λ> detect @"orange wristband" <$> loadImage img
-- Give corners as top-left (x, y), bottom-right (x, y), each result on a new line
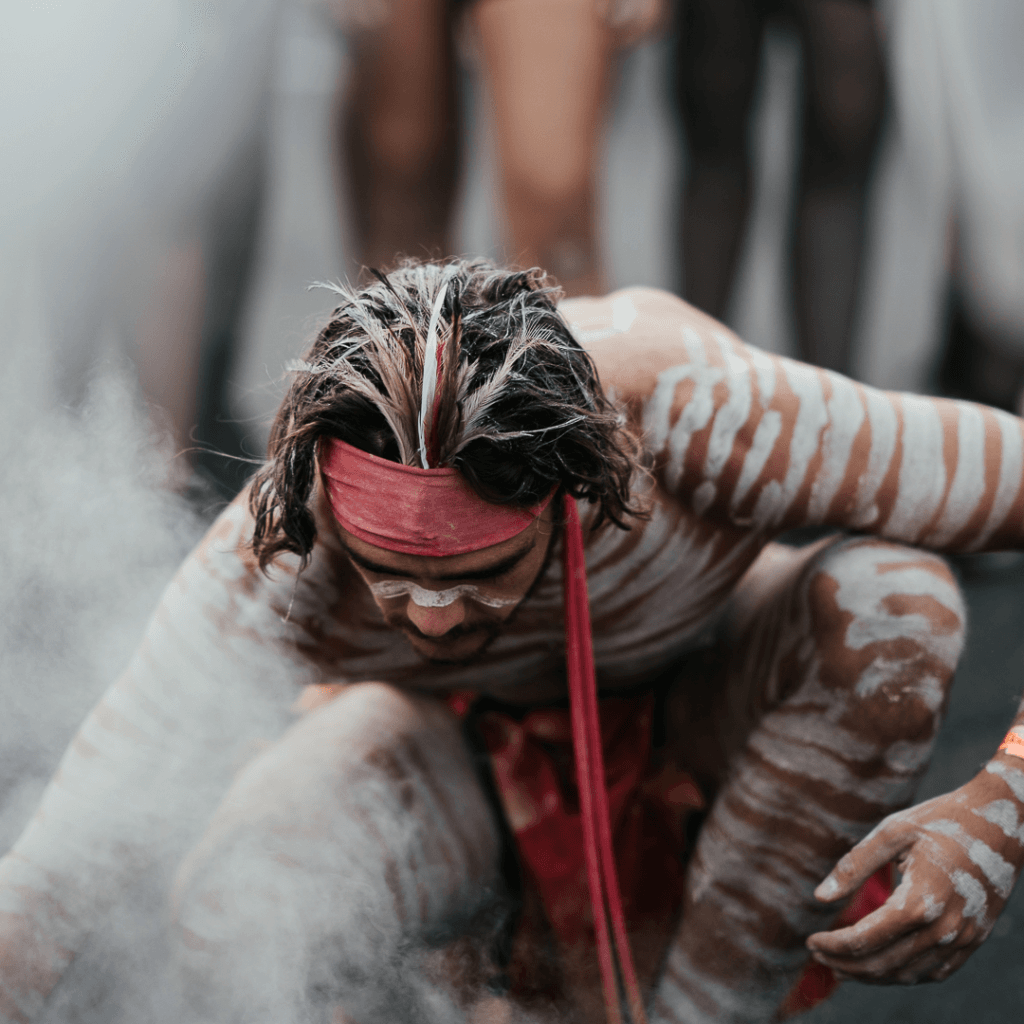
top-left (998, 730), bottom-right (1024, 761)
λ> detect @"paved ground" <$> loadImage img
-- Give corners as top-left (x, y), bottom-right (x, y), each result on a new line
top-left (232, 6), bottom-right (1024, 1020)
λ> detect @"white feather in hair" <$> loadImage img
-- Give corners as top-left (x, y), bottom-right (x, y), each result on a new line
top-left (418, 282), bottom-right (449, 468)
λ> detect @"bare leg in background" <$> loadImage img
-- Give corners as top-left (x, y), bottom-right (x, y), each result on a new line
top-left (473, 0), bottom-right (616, 297)
top-left (674, 0), bottom-right (765, 319)
top-left (336, 0), bottom-right (462, 272)
top-left (674, 0), bottom-right (886, 373)
top-left (791, 0), bottom-right (886, 372)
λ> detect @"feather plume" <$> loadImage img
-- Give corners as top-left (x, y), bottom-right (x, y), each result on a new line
top-left (418, 282), bottom-right (449, 467)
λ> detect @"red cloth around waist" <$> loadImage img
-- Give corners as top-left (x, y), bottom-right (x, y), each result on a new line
top-left (447, 689), bottom-right (893, 1016)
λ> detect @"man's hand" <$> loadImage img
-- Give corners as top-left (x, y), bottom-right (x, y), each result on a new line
top-left (806, 757), bottom-right (1024, 984)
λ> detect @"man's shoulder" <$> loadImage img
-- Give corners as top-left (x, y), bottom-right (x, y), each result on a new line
top-left (558, 285), bottom-right (688, 341)
top-left (557, 286), bottom-right (744, 408)
top-left (172, 490), bottom-right (298, 637)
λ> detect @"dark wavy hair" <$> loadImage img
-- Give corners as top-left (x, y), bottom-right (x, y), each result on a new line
top-left (249, 258), bottom-right (645, 571)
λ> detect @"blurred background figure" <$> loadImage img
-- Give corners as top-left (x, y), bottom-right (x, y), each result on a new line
top-left (852, 0), bottom-right (1024, 408)
top-left (0, 0), bottom-right (281, 499)
top-left (671, 0), bottom-right (887, 373)
top-left (931, 0), bottom-right (1024, 412)
top-left (329, 0), bottom-right (665, 297)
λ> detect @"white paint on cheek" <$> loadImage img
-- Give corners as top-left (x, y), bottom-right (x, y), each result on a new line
top-left (951, 869), bottom-right (988, 922)
top-left (938, 928), bottom-right (958, 945)
top-left (367, 581), bottom-right (518, 610)
top-left (986, 761), bottom-right (1024, 803)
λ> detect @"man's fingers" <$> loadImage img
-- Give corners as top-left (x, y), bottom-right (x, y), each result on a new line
top-left (806, 892), bottom-right (920, 958)
top-left (814, 822), bottom-right (912, 903)
top-left (809, 919), bottom-right (950, 980)
top-left (888, 943), bottom-right (972, 985)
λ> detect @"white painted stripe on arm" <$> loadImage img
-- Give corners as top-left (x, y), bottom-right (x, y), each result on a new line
top-left (972, 800), bottom-right (1024, 843)
top-left (751, 363), bottom-right (828, 528)
top-left (986, 761), bottom-right (1024, 802)
top-left (746, 345), bottom-right (777, 407)
top-left (970, 409), bottom-right (1024, 551)
top-left (851, 389), bottom-right (899, 529)
top-left (731, 412), bottom-right (783, 516)
top-left (927, 403), bottom-right (986, 547)
top-left (665, 367), bottom-right (724, 494)
top-left (682, 325), bottom-right (708, 364)
top-left (884, 397), bottom-right (946, 543)
top-left (808, 374), bottom-right (865, 522)
top-left (704, 349), bottom-right (752, 481)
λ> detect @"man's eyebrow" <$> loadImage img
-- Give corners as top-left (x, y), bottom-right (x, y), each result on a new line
top-left (342, 542), bottom-right (535, 582)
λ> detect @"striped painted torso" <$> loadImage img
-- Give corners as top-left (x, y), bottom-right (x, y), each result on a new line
top-left (191, 284), bottom-right (1024, 704)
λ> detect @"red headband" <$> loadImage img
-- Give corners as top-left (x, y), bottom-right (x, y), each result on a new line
top-left (319, 437), bottom-right (552, 556)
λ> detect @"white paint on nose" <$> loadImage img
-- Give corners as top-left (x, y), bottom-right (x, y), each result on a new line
top-left (367, 580), bottom-right (518, 609)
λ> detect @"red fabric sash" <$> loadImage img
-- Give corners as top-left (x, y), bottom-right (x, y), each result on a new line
top-left (451, 690), bottom-right (894, 1020)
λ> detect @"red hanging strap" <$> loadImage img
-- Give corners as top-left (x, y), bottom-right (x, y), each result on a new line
top-left (562, 495), bottom-right (649, 1024)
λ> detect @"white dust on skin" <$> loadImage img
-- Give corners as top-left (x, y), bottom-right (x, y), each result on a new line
top-left (368, 580), bottom-right (520, 609)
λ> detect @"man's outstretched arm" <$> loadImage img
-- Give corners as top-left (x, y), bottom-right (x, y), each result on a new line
top-left (594, 289), bottom-right (1024, 552)
top-left (0, 501), bottom-right (301, 1022)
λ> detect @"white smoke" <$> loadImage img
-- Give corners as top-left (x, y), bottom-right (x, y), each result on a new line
top-left (0, 282), bottom-right (203, 1022)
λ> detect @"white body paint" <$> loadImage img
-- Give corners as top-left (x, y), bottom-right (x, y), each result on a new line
top-left (367, 580), bottom-right (519, 609)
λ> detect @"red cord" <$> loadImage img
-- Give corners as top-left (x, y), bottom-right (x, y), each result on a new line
top-left (562, 495), bottom-right (649, 1024)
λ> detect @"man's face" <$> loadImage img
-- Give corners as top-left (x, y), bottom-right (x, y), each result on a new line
top-left (337, 503), bottom-right (555, 664)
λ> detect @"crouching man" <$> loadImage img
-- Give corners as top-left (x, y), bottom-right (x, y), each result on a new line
top-left (2, 259), bottom-right (1023, 1024)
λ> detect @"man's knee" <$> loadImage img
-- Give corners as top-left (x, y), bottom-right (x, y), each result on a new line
top-left (802, 538), bottom-right (966, 745)
top-left (170, 683), bottom-right (501, 985)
